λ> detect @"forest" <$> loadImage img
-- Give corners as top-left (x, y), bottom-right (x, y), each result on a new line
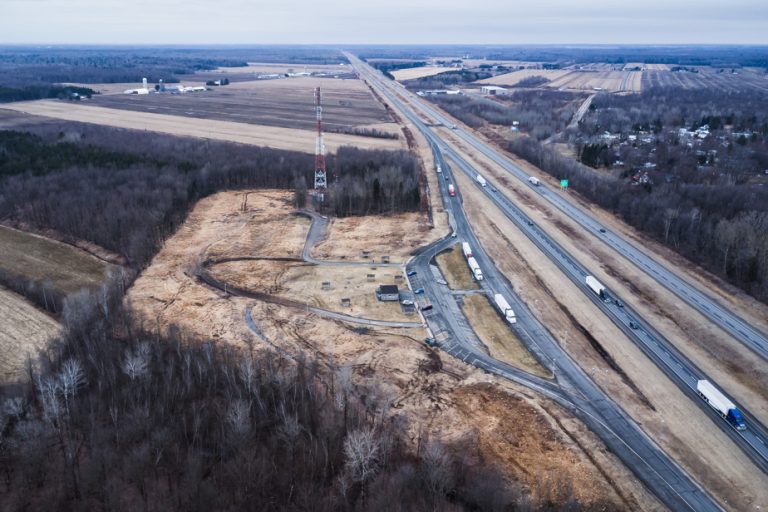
top-left (0, 125), bottom-right (421, 311)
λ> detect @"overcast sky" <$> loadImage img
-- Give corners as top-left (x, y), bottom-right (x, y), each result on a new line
top-left (2, 0), bottom-right (767, 45)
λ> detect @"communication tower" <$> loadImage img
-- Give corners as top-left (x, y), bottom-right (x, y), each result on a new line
top-left (314, 87), bottom-right (327, 190)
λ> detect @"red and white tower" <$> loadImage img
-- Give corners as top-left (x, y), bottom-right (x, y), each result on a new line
top-left (313, 87), bottom-right (327, 190)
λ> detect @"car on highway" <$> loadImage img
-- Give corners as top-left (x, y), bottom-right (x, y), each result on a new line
top-left (414, 288), bottom-right (425, 294)
top-left (629, 320), bottom-right (639, 329)
top-left (407, 270), bottom-right (418, 276)
top-left (615, 299), bottom-right (624, 307)
top-left (527, 220), bottom-right (534, 226)
top-left (599, 228), bottom-right (606, 233)
top-left (420, 303), bottom-right (434, 311)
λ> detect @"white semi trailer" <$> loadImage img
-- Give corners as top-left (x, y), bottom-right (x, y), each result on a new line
top-left (493, 293), bottom-right (517, 324)
top-left (476, 174), bottom-right (487, 187)
top-left (696, 380), bottom-right (746, 430)
top-left (461, 242), bottom-right (473, 259)
top-left (467, 257), bottom-right (483, 281)
top-left (585, 275), bottom-right (607, 300)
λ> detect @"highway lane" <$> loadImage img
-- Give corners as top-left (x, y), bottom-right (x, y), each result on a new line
top-left (348, 52), bottom-right (768, 468)
top-left (362, 58), bottom-right (768, 363)
top-left (405, 135), bottom-right (722, 512)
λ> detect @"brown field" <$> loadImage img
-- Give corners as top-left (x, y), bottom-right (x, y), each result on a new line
top-left (461, 59), bottom-right (538, 68)
top-left (461, 294), bottom-right (551, 378)
top-left (212, 62), bottom-right (348, 74)
top-left (0, 286), bottom-right (60, 383)
top-left (0, 225), bottom-right (112, 297)
top-left (82, 75), bottom-right (396, 133)
top-left (390, 66), bottom-right (456, 81)
top-left (475, 69), bottom-right (571, 86)
top-left (0, 100), bottom-right (404, 154)
top-left (548, 71), bottom-right (638, 92)
top-left (643, 69), bottom-right (768, 92)
top-left (126, 189), bottom-right (660, 510)
top-left (435, 244), bottom-right (479, 290)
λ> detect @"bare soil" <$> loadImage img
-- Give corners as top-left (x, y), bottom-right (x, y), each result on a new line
top-left (390, 66), bottom-right (455, 81)
top-left (0, 286), bottom-right (60, 383)
top-left (475, 69), bottom-right (571, 86)
top-left (0, 101), bottom-right (404, 154)
top-left (126, 189), bottom-right (660, 510)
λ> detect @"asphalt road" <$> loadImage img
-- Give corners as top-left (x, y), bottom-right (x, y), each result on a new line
top-left (344, 54), bottom-right (725, 511)
top-left (391, 76), bottom-right (768, 364)
top-left (348, 52), bottom-right (768, 467)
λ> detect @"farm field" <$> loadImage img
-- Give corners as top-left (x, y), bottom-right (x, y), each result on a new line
top-left (390, 66), bottom-right (455, 81)
top-left (84, 76), bottom-right (395, 133)
top-left (0, 100), bottom-right (404, 153)
top-left (642, 69), bottom-right (768, 92)
top-left (212, 62), bottom-right (348, 74)
top-left (475, 69), bottom-right (571, 86)
top-left (548, 71), bottom-right (639, 92)
top-left (0, 225), bottom-right (113, 297)
top-left (0, 286), bottom-right (60, 382)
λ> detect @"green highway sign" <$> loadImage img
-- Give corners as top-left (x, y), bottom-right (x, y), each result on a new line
top-left (560, 179), bottom-right (569, 188)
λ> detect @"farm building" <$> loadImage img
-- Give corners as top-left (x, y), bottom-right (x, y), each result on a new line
top-left (481, 85), bottom-right (509, 95)
top-left (376, 284), bottom-right (400, 302)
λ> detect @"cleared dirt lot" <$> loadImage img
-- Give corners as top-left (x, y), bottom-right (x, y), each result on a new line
top-left (0, 286), bottom-right (60, 383)
top-left (0, 225), bottom-right (113, 297)
top-left (0, 101), bottom-right (404, 154)
top-left (475, 69), bottom-right (571, 86)
top-left (86, 76), bottom-right (396, 133)
top-left (391, 66), bottom-right (456, 81)
top-left (126, 189), bottom-right (660, 510)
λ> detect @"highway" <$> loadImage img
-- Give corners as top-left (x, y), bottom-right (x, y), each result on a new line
top-left (344, 53), bottom-right (725, 511)
top-left (347, 52), bottom-right (768, 469)
top-left (366, 59), bottom-right (768, 364)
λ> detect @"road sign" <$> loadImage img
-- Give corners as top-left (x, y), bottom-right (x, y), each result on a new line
top-left (560, 179), bottom-right (569, 189)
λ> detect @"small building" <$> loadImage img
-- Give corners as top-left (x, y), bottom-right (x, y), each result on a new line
top-left (321, 281), bottom-right (331, 290)
top-left (481, 85), bottom-right (509, 96)
top-left (366, 274), bottom-right (376, 282)
top-left (341, 298), bottom-right (351, 308)
top-left (376, 285), bottom-right (399, 302)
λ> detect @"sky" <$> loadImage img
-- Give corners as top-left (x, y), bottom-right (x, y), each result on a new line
top-left (2, 0), bottom-right (767, 45)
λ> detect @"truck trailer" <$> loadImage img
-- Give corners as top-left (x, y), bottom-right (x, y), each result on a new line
top-left (585, 275), bottom-right (607, 300)
top-left (493, 293), bottom-right (517, 324)
top-left (528, 176), bottom-right (540, 186)
top-left (461, 242), bottom-right (473, 259)
top-left (448, 184), bottom-right (456, 196)
top-left (476, 174), bottom-right (487, 187)
top-left (467, 257), bottom-right (483, 281)
top-left (696, 380), bottom-right (746, 430)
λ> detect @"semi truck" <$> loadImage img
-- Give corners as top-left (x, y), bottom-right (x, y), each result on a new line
top-left (467, 257), bottom-right (483, 281)
top-left (493, 293), bottom-right (517, 324)
top-left (696, 380), bottom-right (747, 430)
top-left (585, 275), bottom-right (607, 301)
top-left (461, 242), bottom-right (473, 259)
top-left (476, 174), bottom-right (487, 187)
top-left (448, 184), bottom-right (456, 196)
top-left (528, 176), bottom-right (540, 186)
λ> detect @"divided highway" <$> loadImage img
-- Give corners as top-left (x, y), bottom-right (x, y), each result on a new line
top-left (345, 53), bottom-right (724, 512)
top-left (378, 61), bottom-right (768, 363)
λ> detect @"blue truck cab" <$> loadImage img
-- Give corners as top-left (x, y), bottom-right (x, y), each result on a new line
top-left (728, 408), bottom-right (747, 431)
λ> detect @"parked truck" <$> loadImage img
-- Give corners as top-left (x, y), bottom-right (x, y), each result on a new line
top-left (461, 242), bottom-right (473, 259)
top-left (585, 275), bottom-right (607, 301)
top-left (697, 380), bottom-right (747, 430)
top-left (493, 293), bottom-right (517, 324)
top-left (528, 176), bottom-right (540, 186)
top-left (467, 257), bottom-right (483, 281)
top-left (476, 174), bottom-right (487, 187)
top-left (448, 184), bottom-right (456, 196)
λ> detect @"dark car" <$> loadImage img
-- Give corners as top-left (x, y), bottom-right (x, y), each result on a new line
top-left (414, 287), bottom-right (425, 294)
top-left (420, 303), bottom-right (434, 311)
top-left (615, 299), bottom-right (624, 308)
top-left (407, 270), bottom-right (418, 276)
top-left (629, 321), bottom-right (639, 330)
top-left (599, 228), bottom-right (606, 233)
